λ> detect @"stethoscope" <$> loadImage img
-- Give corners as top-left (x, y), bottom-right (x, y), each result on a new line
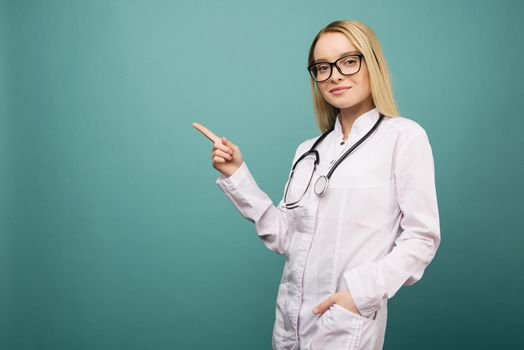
top-left (282, 113), bottom-right (384, 209)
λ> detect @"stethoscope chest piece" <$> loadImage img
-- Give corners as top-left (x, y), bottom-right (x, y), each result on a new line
top-left (282, 114), bottom-right (384, 207)
top-left (314, 175), bottom-right (328, 196)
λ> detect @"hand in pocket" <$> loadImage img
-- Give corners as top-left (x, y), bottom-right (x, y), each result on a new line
top-left (312, 288), bottom-right (362, 316)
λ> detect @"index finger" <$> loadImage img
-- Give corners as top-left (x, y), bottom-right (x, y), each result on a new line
top-left (192, 122), bottom-right (220, 143)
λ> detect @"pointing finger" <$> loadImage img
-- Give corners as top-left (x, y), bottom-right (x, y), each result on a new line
top-left (192, 122), bottom-right (220, 143)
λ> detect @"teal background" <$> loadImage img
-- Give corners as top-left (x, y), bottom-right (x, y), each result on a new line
top-left (1, 0), bottom-right (523, 349)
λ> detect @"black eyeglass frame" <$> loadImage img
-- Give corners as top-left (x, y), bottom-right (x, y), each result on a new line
top-left (307, 54), bottom-right (364, 82)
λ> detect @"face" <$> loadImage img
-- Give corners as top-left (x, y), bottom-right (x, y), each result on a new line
top-left (312, 32), bottom-right (373, 111)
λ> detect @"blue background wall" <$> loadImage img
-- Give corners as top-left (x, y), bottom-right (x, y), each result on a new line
top-left (1, 0), bottom-right (11, 345)
top-left (1, 0), bottom-right (523, 349)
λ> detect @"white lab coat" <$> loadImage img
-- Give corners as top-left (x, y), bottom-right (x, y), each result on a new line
top-left (215, 108), bottom-right (441, 350)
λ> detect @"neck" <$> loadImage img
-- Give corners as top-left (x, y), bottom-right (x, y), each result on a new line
top-left (339, 95), bottom-right (375, 140)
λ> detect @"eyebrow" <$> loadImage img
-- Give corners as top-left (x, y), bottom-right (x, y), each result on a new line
top-left (314, 51), bottom-right (361, 63)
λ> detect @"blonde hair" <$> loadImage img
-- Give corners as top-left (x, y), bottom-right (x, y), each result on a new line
top-left (307, 20), bottom-right (400, 133)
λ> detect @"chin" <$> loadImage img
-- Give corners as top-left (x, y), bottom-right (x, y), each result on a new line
top-left (329, 100), bottom-right (360, 109)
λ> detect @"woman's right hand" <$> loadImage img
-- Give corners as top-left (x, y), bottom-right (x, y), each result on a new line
top-left (211, 137), bottom-right (244, 177)
top-left (192, 122), bottom-right (244, 178)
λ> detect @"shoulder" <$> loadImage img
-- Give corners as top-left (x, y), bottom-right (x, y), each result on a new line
top-left (386, 114), bottom-right (427, 137)
top-left (296, 134), bottom-right (321, 154)
top-left (298, 135), bottom-right (320, 151)
top-left (384, 115), bottom-right (436, 164)
top-left (384, 114), bottom-right (431, 145)
top-left (288, 134), bottom-right (322, 164)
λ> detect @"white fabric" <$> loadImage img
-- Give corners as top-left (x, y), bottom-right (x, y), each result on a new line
top-left (216, 108), bottom-right (441, 350)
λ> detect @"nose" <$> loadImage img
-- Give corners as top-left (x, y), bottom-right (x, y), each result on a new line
top-left (329, 64), bottom-right (344, 81)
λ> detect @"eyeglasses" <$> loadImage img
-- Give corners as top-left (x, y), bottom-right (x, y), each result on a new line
top-left (307, 54), bottom-right (364, 82)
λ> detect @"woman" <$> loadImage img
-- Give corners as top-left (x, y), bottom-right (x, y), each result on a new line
top-left (193, 19), bottom-right (440, 350)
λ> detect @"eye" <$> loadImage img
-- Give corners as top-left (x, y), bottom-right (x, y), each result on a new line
top-left (342, 57), bottom-right (357, 65)
top-left (317, 64), bottom-right (329, 72)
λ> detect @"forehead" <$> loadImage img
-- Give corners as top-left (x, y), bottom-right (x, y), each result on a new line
top-left (313, 32), bottom-right (358, 62)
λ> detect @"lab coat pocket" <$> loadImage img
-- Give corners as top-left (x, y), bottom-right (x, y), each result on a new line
top-left (308, 304), bottom-right (369, 350)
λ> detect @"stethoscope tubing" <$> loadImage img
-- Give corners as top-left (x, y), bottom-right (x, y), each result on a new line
top-left (285, 113), bottom-right (384, 205)
top-left (311, 114), bottom-right (384, 195)
top-left (325, 114), bottom-right (384, 179)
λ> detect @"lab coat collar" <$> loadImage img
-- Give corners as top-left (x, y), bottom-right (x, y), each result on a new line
top-left (334, 107), bottom-right (380, 140)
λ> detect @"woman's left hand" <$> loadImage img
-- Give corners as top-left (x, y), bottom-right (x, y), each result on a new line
top-left (312, 288), bottom-right (362, 316)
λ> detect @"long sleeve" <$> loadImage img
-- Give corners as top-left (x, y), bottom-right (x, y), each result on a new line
top-left (343, 128), bottom-right (441, 317)
top-left (215, 145), bottom-right (303, 256)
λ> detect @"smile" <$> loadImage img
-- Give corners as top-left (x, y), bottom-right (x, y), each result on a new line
top-left (330, 87), bottom-right (351, 95)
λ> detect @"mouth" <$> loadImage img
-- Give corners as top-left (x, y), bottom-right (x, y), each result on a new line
top-left (330, 86), bottom-right (351, 94)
